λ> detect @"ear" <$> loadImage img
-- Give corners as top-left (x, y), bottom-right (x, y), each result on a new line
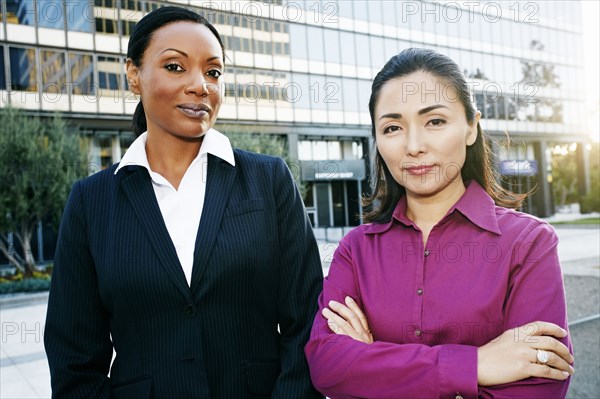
top-left (466, 110), bottom-right (481, 146)
top-left (126, 59), bottom-right (141, 95)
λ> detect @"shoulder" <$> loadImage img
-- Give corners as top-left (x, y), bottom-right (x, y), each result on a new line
top-left (338, 223), bottom-right (381, 248)
top-left (233, 148), bottom-right (281, 167)
top-left (232, 149), bottom-right (292, 182)
top-left (75, 164), bottom-right (120, 194)
top-left (495, 206), bottom-right (557, 243)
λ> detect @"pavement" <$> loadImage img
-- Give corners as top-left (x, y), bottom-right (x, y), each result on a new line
top-left (1, 221), bottom-right (598, 398)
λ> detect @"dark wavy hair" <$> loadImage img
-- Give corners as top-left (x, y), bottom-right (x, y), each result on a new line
top-left (127, 6), bottom-right (225, 137)
top-left (363, 48), bottom-right (524, 223)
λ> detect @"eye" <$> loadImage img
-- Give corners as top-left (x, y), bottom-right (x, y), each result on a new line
top-left (427, 118), bottom-right (446, 126)
top-left (383, 125), bottom-right (401, 134)
top-left (206, 69), bottom-right (222, 78)
top-left (165, 63), bottom-right (184, 72)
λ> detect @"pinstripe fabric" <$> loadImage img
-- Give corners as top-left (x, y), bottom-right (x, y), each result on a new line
top-left (44, 150), bottom-right (324, 399)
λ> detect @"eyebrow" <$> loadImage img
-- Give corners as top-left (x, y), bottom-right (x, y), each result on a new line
top-left (160, 48), bottom-right (223, 63)
top-left (418, 104), bottom-right (449, 115)
top-left (379, 112), bottom-right (402, 121)
top-left (378, 105), bottom-right (450, 121)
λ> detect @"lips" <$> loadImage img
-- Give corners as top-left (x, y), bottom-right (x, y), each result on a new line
top-left (403, 164), bottom-right (436, 176)
top-left (177, 103), bottom-right (211, 118)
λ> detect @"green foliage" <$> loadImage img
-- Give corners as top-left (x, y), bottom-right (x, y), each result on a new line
top-left (0, 278), bottom-right (51, 294)
top-left (551, 144), bottom-right (579, 207)
top-left (0, 107), bottom-right (88, 274)
top-left (227, 131), bottom-right (288, 159)
top-left (551, 217), bottom-right (600, 225)
top-left (580, 143), bottom-right (600, 213)
top-left (227, 132), bottom-right (306, 196)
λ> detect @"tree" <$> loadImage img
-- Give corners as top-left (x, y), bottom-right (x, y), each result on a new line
top-left (227, 131), bottom-right (306, 197)
top-left (0, 107), bottom-right (88, 276)
top-left (515, 40), bottom-right (562, 123)
top-left (580, 142), bottom-right (600, 213)
top-left (550, 144), bottom-right (579, 208)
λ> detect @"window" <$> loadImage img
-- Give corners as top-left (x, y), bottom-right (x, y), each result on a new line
top-left (40, 50), bottom-right (67, 94)
top-left (37, 0), bottom-right (64, 29)
top-left (67, 0), bottom-right (93, 32)
top-left (340, 31), bottom-right (356, 65)
top-left (370, 36), bottom-right (384, 69)
top-left (98, 135), bottom-right (115, 170)
top-left (367, 0), bottom-right (383, 23)
top-left (326, 76), bottom-right (343, 111)
top-left (9, 47), bottom-right (37, 91)
top-left (357, 79), bottom-right (370, 113)
top-left (381, 1), bottom-right (396, 27)
top-left (290, 73), bottom-right (311, 109)
top-left (341, 78), bottom-right (359, 112)
top-left (120, 0), bottom-right (142, 11)
top-left (97, 55), bottom-right (122, 91)
top-left (0, 49), bottom-right (5, 90)
top-left (336, 0), bottom-right (353, 18)
top-left (297, 140), bottom-right (343, 161)
top-left (307, 26), bottom-right (324, 61)
top-left (313, 141), bottom-right (327, 159)
top-left (323, 29), bottom-right (340, 64)
top-left (353, 1), bottom-right (368, 21)
top-left (483, 94), bottom-right (497, 119)
top-left (289, 24), bottom-right (307, 59)
top-left (95, 0), bottom-right (115, 7)
top-left (354, 34), bottom-right (370, 66)
top-left (309, 74), bottom-right (328, 111)
top-left (383, 38), bottom-right (397, 64)
top-left (96, 17), bottom-right (118, 34)
top-left (121, 19), bottom-right (136, 37)
top-left (120, 132), bottom-right (135, 157)
top-left (70, 53), bottom-right (94, 95)
top-left (5, 0), bottom-right (36, 25)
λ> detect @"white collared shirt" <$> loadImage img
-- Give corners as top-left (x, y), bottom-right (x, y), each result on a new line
top-left (115, 129), bottom-right (235, 286)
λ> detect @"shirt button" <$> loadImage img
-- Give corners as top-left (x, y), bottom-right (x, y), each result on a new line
top-left (424, 249), bottom-right (430, 257)
top-left (415, 329), bottom-right (421, 336)
top-left (417, 288), bottom-right (423, 295)
top-left (455, 395), bottom-right (464, 399)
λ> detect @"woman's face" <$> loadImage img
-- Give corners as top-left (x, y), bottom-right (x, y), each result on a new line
top-left (374, 71), bottom-right (480, 201)
top-left (127, 22), bottom-right (223, 140)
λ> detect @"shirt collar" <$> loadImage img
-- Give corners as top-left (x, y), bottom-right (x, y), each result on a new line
top-left (365, 180), bottom-right (502, 235)
top-left (115, 128), bottom-right (235, 175)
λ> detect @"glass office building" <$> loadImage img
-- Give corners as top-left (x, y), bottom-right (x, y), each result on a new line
top-left (0, 0), bottom-right (591, 239)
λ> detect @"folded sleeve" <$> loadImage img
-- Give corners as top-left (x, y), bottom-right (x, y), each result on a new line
top-left (305, 235), bottom-right (479, 399)
top-left (479, 222), bottom-right (572, 399)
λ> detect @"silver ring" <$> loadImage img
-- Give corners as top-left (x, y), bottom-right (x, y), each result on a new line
top-left (536, 349), bottom-right (550, 364)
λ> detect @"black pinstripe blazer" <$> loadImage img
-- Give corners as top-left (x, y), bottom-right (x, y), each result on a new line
top-left (44, 150), bottom-right (324, 399)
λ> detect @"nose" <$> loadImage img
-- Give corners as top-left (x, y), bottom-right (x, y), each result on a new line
top-left (185, 72), bottom-right (209, 96)
top-left (405, 127), bottom-right (425, 157)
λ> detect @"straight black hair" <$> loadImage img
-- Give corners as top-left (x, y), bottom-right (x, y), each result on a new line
top-left (364, 48), bottom-right (524, 223)
top-left (127, 6), bottom-right (225, 136)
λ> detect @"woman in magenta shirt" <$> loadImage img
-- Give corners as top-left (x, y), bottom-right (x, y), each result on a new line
top-left (305, 48), bottom-right (574, 399)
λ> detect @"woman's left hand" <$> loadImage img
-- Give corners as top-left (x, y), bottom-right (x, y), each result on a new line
top-left (322, 296), bottom-right (373, 344)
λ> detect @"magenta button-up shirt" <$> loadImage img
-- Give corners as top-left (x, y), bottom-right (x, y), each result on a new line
top-left (305, 181), bottom-right (571, 399)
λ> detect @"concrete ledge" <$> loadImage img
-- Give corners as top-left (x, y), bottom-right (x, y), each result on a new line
top-left (0, 291), bottom-right (49, 309)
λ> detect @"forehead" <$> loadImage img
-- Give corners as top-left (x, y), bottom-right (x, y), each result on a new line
top-left (146, 21), bottom-right (222, 56)
top-left (376, 71), bottom-right (462, 113)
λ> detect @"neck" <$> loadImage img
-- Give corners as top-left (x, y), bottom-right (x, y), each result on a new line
top-left (145, 131), bottom-right (203, 190)
top-left (405, 180), bottom-right (467, 243)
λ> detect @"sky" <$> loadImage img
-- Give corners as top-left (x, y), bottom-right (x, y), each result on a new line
top-left (581, 0), bottom-right (600, 141)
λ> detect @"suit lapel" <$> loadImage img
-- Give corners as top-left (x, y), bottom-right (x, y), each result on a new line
top-left (190, 155), bottom-right (236, 292)
top-left (120, 167), bottom-right (194, 302)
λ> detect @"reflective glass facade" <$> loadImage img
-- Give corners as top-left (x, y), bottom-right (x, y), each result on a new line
top-left (0, 0), bottom-right (590, 221)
